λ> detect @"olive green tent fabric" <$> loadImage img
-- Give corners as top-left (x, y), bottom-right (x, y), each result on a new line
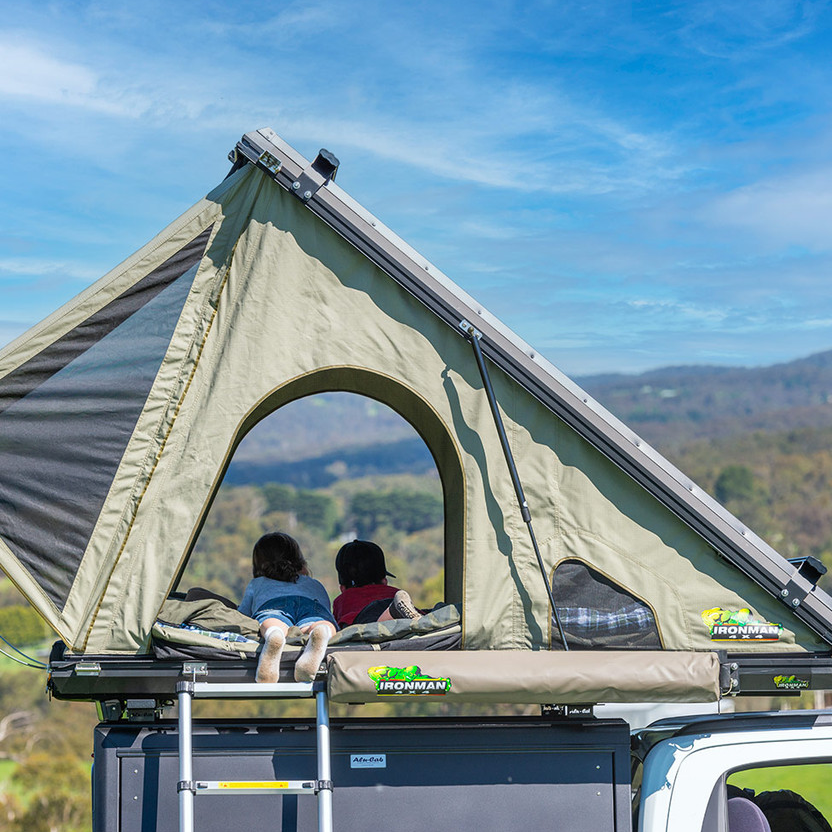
top-left (0, 137), bottom-right (827, 657)
top-left (326, 650), bottom-right (722, 704)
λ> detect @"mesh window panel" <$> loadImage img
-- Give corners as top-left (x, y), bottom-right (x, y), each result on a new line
top-left (0, 228), bottom-right (212, 609)
top-left (551, 560), bottom-right (661, 649)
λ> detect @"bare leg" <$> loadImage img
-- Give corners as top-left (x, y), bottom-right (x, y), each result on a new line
top-left (378, 606), bottom-right (394, 622)
top-left (294, 621), bottom-right (336, 682)
top-left (256, 618), bottom-right (288, 684)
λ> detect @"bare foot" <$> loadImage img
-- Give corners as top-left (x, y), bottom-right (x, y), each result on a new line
top-left (294, 624), bottom-right (331, 682)
top-left (256, 629), bottom-right (285, 683)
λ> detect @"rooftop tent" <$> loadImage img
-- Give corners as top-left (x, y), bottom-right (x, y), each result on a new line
top-left (1, 128), bottom-right (831, 656)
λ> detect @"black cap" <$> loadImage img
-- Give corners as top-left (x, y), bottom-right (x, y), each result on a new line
top-left (335, 540), bottom-right (395, 587)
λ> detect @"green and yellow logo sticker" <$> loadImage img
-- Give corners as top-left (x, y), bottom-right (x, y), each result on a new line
top-left (701, 608), bottom-right (782, 641)
top-left (773, 675), bottom-right (810, 690)
top-left (367, 665), bottom-right (451, 696)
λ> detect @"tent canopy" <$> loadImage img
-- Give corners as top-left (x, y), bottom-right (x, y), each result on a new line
top-left (1, 128), bottom-right (830, 655)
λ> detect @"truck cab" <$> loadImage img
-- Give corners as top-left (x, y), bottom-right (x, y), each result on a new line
top-left (635, 711), bottom-right (832, 831)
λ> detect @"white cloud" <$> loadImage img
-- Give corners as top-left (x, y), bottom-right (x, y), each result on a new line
top-left (0, 258), bottom-right (99, 282)
top-left (0, 39), bottom-right (99, 104)
top-left (0, 9), bottom-right (690, 201)
top-left (292, 100), bottom-right (682, 198)
top-left (625, 298), bottom-right (731, 325)
top-left (675, 0), bottom-right (826, 57)
top-left (704, 167), bottom-right (832, 252)
top-left (0, 36), bottom-right (207, 122)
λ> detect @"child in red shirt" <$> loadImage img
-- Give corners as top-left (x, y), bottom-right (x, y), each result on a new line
top-left (333, 540), bottom-right (420, 628)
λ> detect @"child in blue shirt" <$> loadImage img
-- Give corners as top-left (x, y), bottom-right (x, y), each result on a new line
top-left (238, 532), bottom-right (336, 683)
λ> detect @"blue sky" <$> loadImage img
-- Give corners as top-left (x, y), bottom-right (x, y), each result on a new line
top-left (2, 1), bottom-right (832, 376)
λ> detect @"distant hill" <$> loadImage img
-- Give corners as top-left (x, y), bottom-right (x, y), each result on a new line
top-left (224, 349), bottom-right (832, 485)
top-left (578, 349), bottom-right (832, 452)
top-left (224, 436), bottom-right (436, 488)
top-left (231, 393), bottom-right (418, 463)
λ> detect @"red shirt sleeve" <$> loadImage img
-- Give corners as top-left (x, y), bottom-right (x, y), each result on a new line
top-left (333, 584), bottom-right (399, 627)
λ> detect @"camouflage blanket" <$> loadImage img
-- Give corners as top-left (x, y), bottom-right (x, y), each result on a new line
top-left (152, 598), bottom-right (461, 659)
top-left (331, 603), bottom-right (461, 645)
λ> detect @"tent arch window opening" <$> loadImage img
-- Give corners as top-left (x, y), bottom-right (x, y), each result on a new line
top-left (177, 382), bottom-right (455, 614)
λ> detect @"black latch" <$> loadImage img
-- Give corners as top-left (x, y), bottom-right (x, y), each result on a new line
top-left (291, 149), bottom-right (340, 203)
top-left (788, 556), bottom-right (827, 587)
top-left (311, 149), bottom-right (339, 181)
top-left (781, 556), bottom-right (827, 609)
top-left (315, 779), bottom-right (333, 793)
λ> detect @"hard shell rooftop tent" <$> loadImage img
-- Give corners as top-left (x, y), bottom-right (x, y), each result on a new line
top-left (2, 129), bottom-right (832, 685)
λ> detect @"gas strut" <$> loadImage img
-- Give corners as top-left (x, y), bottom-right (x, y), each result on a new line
top-left (461, 321), bottom-right (569, 651)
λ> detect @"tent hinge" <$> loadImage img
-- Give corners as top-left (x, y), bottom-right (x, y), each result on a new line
top-left (290, 149), bottom-right (340, 203)
top-left (181, 661), bottom-right (208, 679)
top-left (228, 136), bottom-right (284, 181)
top-left (780, 556), bottom-right (827, 609)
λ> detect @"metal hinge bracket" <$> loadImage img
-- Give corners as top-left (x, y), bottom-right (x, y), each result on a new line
top-left (182, 661), bottom-right (208, 678)
top-left (290, 149), bottom-right (340, 203)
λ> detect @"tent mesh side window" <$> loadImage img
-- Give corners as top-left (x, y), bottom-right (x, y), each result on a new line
top-left (0, 227), bottom-right (211, 609)
top-left (551, 560), bottom-right (661, 649)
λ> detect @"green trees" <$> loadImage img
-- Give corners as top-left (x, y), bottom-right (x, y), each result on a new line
top-left (676, 426), bottom-right (832, 588)
top-left (4, 752), bottom-right (91, 832)
top-left (262, 484), bottom-right (338, 537)
top-left (714, 465), bottom-right (758, 504)
top-left (0, 662), bottom-right (96, 832)
top-left (0, 608), bottom-right (47, 648)
top-left (345, 489), bottom-right (443, 538)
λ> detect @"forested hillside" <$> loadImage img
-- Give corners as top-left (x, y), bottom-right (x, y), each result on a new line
top-left (577, 350), bottom-right (832, 591)
top-left (579, 349), bottom-right (832, 452)
top-left (673, 426), bottom-right (832, 586)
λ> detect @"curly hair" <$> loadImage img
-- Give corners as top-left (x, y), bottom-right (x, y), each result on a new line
top-left (252, 532), bottom-right (307, 583)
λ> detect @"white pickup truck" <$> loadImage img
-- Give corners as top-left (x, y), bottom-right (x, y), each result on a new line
top-left (634, 709), bottom-right (832, 831)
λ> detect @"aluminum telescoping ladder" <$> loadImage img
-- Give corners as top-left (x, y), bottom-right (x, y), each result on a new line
top-left (176, 680), bottom-right (333, 832)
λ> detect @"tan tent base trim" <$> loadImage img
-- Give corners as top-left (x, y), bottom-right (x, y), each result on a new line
top-left (49, 645), bottom-right (721, 707)
top-left (326, 650), bottom-right (723, 704)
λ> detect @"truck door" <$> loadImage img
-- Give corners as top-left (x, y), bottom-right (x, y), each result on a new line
top-left (637, 718), bottom-right (832, 831)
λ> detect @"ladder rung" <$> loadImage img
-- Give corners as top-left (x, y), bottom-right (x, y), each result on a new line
top-left (191, 681), bottom-right (315, 698)
top-left (195, 779), bottom-right (316, 795)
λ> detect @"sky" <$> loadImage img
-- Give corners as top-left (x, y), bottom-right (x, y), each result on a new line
top-left (1, 1), bottom-right (832, 377)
